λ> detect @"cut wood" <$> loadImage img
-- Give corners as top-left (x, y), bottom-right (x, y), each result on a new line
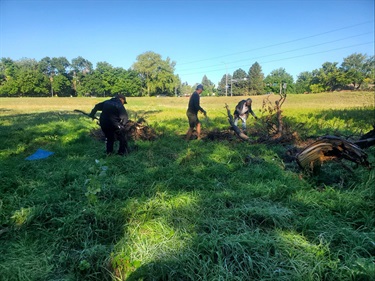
top-left (224, 103), bottom-right (250, 141)
top-left (296, 135), bottom-right (370, 172)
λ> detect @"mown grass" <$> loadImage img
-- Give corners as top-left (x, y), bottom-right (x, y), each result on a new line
top-left (0, 92), bottom-right (374, 280)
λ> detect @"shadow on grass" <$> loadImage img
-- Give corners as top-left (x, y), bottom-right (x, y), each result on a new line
top-left (0, 109), bottom-right (374, 280)
top-left (291, 106), bottom-right (375, 137)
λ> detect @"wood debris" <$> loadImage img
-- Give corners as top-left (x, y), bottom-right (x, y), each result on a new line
top-left (296, 135), bottom-right (370, 172)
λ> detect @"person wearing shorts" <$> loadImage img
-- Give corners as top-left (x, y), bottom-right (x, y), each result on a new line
top-left (186, 84), bottom-right (206, 140)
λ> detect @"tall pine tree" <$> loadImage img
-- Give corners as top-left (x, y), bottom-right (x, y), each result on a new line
top-left (248, 62), bottom-right (264, 95)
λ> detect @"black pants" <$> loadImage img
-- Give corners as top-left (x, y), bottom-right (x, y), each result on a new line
top-left (102, 126), bottom-right (129, 155)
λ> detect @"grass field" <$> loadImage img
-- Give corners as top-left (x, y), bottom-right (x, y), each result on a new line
top-left (0, 92), bottom-right (374, 280)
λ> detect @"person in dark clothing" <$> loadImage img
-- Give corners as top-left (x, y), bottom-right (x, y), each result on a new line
top-left (186, 84), bottom-right (206, 140)
top-left (233, 98), bottom-right (258, 130)
top-left (89, 94), bottom-right (130, 156)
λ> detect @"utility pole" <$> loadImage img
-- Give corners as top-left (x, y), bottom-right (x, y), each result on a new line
top-left (50, 73), bottom-right (54, 97)
top-left (221, 62), bottom-right (228, 96)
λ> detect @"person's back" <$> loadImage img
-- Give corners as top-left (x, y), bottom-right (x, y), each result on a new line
top-left (100, 98), bottom-right (128, 129)
top-left (89, 94), bottom-right (130, 155)
top-left (187, 91), bottom-right (201, 114)
top-left (185, 84), bottom-right (206, 140)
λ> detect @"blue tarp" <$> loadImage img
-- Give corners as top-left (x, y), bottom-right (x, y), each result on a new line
top-left (25, 149), bottom-right (54, 160)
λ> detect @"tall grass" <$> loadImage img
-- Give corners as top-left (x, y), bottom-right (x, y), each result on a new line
top-left (0, 92), bottom-right (374, 280)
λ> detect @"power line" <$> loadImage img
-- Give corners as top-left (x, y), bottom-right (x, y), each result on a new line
top-left (177, 32), bottom-right (373, 74)
top-left (179, 41), bottom-right (374, 77)
top-left (177, 20), bottom-right (374, 66)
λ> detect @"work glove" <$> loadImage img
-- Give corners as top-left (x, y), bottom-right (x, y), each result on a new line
top-left (117, 124), bottom-right (125, 131)
top-left (88, 113), bottom-right (95, 120)
top-left (116, 125), bottom-right (126, 136)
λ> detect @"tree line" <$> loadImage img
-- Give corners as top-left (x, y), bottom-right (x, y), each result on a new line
top-left (0, 52), bottom-right (373, 97)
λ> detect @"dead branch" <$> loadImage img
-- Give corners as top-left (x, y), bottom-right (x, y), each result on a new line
top-left (296, 135), bottom-right (370, 173)
top-left (224, 103), bottom-right (250, 141)
top-left (123, 119), bottom-right (157, 141)
top-left (261, 92), bottom-right (287, 137)
top-left (354, 126), bottom-right (375, 149)
top-left (90, 119), bottom-right (157, 142)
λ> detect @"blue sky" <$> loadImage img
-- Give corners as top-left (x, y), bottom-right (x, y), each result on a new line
top-left (1, 0), bottom-right (374, 86)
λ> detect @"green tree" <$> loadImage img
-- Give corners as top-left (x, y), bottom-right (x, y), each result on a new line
top-left (12, 58), bottom-right (49, 96)
top-left (264, 68), bottom-right (294, 94)
top-left (319, 62), bottom-right (346, 91)
top-left (132, 51), bottom-right (178, 96)
top-left (218, 74), bottom-right (230, 96)
top-left (180, 82), bottom-right (193, 97)
top-left (96, 61), bottom-right (117, 96)
top-left (363, 56), bottom-right (375, 87)
top-left (16, 58), bottom-right (38, 71)
top-left (0, 58), bottom-right (18, 81)
top-left (38, 57), bottom-right (53, 76)
top-left (51, 57), bottom-right (70, 75)
top-left (71, 57), bottom-right (93, 96)
top-left (0, 77), bottom-right (19, 96)
top-left (52, 74), bottom-right (73, 97)
top-left (341, 53), bottom-right (372, 89)
top-left (71, 56), bottom-right (93, 74)
top-left (295, 71), bottom-right (313, 93)
top-left (248, 62), bottom-right (264, 95)
top-left (231, 68), bottom-right (248, 96)
top-left (17, 69), bottom-right (50, 96)
top-left (112, 68), bottom-right (143, 97)
top-left (0, 58), bottom-right (18, 95)
top-left (201, 75), bottom-right (215, 96)
top-left (39, 57), bottom-right (71, 97)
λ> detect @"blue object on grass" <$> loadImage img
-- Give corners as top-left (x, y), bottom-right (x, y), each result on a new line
top-left (25, 149), bottom-right (54, 160)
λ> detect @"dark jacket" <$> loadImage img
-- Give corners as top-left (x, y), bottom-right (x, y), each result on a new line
top-left (187, 91), bottom-right (204, 115)
top-left (234, 100), bottom-right (257, 118)
top-left (90, 97), bottom-right (128, 130)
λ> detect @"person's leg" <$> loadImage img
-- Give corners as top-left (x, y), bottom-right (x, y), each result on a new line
top-left (117, 131), bottom-right (130, 155)
top-left (103, 129), bottom-right (115, 155)
top-left (234, 116), bottom-right (239, 127)
top-left (186, 127), bottom-right (194, 140)
top-left (196, 122), bottom-right (201, 140)
top-left (241, 116), bottom-right (247, 130)
top-left (186, 112), bottom-right (197, 140)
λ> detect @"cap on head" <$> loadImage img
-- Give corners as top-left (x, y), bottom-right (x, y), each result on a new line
top-left (246, 98), bottom-right (252, 103)
top-left (196, 84), bottom-right (204, 91)
top-left (116, 94), bottom-right (127, 104)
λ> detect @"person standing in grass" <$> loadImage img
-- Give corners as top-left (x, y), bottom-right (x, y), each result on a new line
top-left (233, 98), bottom-right (258, 131)
top-left (186, 84), bottom-right (207, 140)
top-left (89, 94), bottom-right (130, 156)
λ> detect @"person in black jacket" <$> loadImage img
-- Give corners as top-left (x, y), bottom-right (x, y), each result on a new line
top-left (233, 98), bottom-right (258, 130)
top-left (89, 94), bottom-right (130, 156)
top-left (186, 84), bottom-right (207, 140)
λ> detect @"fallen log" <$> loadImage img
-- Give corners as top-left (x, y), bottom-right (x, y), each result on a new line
top-left (354, 126), bottom-right (375, 149)
top-left (224, 103), bottom-right (250, 141)
top-left (296, 135), bottom-right (370, 172)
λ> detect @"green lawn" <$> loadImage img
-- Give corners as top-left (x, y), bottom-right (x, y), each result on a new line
top-left (0, 92), bottom-right (374, 280)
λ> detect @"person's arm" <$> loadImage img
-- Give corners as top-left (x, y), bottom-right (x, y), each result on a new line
top-left (248, 106), bottom-right (258, 119)
top-left (89, 102), bottom-right (104, 118)
top-left (193, 94), bottom-right (206, 115)
top-left (119, 107), bottom-right (129, 126)
top-left (233, 102), bottom-right (242, 118)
